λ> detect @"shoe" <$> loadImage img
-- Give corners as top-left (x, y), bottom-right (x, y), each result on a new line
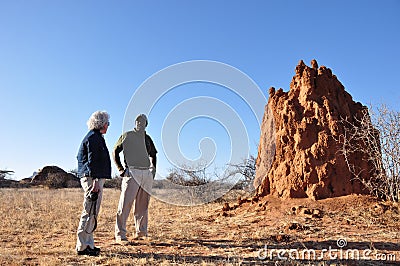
top-left (92, 246), bottom-right (100, 252)
top-left (77, 246), bottom-right (100, 256)
top-left (133, 232), bottom-right (148, 240)
top-left (115, 238), bottom-right (130, 245)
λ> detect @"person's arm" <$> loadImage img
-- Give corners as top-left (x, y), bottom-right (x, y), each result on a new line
top-left (87, 134), bottom-right (102, 192)
top-left (113, 134), bottom-right (126, 176)
top-left (149, 156), bottom-right (157, 169)
top-left (146, 134), bottom-right (157, 177)
top-left (87, 134), bottom-right (102, 178)
top-left (149, 155), bottom-right (157, 178)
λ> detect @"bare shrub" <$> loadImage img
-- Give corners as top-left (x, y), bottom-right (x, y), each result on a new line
top-left (339, 104), bottom-right (400, 202)
top-left (166, 163), bottom-right (210, 187)
top-left (163, 163), bottom-right (232, 205)
top-left (167, 163), bottom-right (211, 204)
top-left (226, 155), bottom-right (256, 191)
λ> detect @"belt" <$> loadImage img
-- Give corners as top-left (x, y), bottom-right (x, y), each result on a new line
top-left (129, 166), bottom-right (151, 170)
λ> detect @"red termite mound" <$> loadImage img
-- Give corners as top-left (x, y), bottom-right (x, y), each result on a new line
top-left (255, 60), bottom-right (373, 200)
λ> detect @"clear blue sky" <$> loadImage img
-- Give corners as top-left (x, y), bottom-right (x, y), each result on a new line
top-left (1, 0), bottom-right (399, 179)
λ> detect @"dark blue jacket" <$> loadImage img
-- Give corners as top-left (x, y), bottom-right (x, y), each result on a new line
top-left (77, 129), bottom-right (111, 179)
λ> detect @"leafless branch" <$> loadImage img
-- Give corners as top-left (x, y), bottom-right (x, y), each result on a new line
top-left (338, 104), bottom-right (400, 202)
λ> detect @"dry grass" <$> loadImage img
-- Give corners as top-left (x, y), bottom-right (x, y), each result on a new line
top-left (0, 188), bottom-right (399, 265)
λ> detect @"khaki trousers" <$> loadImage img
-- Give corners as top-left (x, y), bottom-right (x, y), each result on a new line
top-left (76, 177), bottom-right (105, 251)
top-left (115, 168), bottom-right (153, 240)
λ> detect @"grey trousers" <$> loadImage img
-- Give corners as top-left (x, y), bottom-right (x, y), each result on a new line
top-left (115, 168), bottom-right (153, 240)
top-left (76, 177), bottom-right (105, 251)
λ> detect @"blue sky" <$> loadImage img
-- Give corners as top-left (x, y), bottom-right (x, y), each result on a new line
top-left (0, 0), bottom-right (399, 179)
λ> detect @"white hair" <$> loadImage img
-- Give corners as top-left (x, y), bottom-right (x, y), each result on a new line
top-left (87, 111), bottom-right (110, 130)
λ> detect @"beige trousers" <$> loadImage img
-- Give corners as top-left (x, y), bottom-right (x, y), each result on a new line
top-left (76, 177), bottom-right (105, 251)
top-left (115, 168), bottom-right (153, 240)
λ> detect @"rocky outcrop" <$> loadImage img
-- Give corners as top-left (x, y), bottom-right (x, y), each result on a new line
top-left (31, 166), bottom-right (80, 188)
top-left (255, 60), bottom-right (373, 200)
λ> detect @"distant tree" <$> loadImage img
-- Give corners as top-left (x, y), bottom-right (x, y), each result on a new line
top-left (0, 170), bottom-right (14, 180)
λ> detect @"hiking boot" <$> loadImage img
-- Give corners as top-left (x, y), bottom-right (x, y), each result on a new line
top-left (133, 232), bottom-right (148, 240)
top-left (115, 238), bottom-right (130, 245)
top-left (92, 246), bottom-right (100, 252)
top-left (77, 246), bottom-right (100, 256)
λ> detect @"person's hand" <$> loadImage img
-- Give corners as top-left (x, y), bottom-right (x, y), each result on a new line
top-left (119, 169), bottom-right (126, 177)
top-left (91, 178), bottom-right (100, 193)
top-left (150, 166), bottom-right (156, 178)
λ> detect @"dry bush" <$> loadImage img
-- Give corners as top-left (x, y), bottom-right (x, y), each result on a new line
top-left (339, 104), bottom-right (400, 202)
top-left (103, 177), bottom-right (122, 189)
top-left (166, 163), bottom-right (211, 187)
top-left (163, 163), bottom-right (238, 205)
top-left (226, 155), bottom-right (256, 191)
top-left (166, 163), bottom-right (211, 203)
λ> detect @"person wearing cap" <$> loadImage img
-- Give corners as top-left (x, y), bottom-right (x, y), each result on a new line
top-left (113, 114), bottom-right (157, 243)
top-left (76, 110), bottom-right (111, 256)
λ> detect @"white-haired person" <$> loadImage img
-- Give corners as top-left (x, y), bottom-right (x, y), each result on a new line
top-left (113, 114), bottom-right (157, 243)
top-left (76, 111), bottom-right (111, 256)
